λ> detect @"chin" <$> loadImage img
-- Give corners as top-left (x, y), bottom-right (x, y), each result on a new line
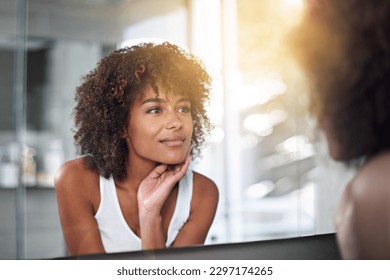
top-left (161, 158), bottom-right (185, 165)
top-left (158, 154), bottom-right (186, 165)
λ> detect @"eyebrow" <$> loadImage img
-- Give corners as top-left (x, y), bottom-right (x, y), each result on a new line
top-left (140, 97), bottom-right (191, 105)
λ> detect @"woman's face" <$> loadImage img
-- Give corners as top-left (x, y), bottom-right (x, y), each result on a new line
top-left (124, 85), bottom-right (193, 166)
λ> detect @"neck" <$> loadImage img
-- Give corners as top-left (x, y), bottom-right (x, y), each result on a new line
top-left (115, 158), bottom-right (159, 191)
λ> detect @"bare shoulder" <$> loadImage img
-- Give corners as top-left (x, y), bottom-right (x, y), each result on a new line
top-left (351, 151), bottom-right (390, 202)
top-left (54, 157), bottom-right (100, 203)
top-left (337, 151), bottom-right (390, 259)
top-left (192, 171), bottom-right (219, 200)
top-left (190, 171), bottom-right (219, 213)
top-left (55, 157), bottom-right (98, 186)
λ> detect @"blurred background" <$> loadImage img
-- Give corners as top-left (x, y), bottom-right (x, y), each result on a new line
top-left (0, 0), bottom-right (355, 259)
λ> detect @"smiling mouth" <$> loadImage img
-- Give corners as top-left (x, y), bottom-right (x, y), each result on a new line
top-left (159, 136), bottom-right (186, 147)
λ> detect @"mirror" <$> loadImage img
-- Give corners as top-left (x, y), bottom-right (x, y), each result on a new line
top-left (0, 0), bottom-right (352, 259)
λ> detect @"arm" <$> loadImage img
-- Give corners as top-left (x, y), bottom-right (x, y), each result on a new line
top-left (336, 152), bottom-right (390, 259)
top-left (54, 158), bottom-right (105, 256)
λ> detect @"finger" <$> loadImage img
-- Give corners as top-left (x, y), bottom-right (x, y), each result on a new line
top-left (147, 164), bottom-right (168, 179)
top-left (169, 154), bottom-right (191, 181)
top-left (182, 151), bottom-right (191, 171)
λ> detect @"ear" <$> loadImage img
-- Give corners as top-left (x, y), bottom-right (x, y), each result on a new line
top-left (121, 128), bottom-right (128, 139)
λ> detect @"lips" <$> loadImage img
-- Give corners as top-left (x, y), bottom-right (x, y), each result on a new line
top-left (159, 135), bottom-right (186, 147)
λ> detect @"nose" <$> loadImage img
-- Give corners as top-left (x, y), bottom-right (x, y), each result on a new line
top-left (166, 111), bottom-right (183, 130)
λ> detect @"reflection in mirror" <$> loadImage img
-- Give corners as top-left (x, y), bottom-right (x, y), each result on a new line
top-left (0, 0), bottom-right (351, 259)
top-left (233, 0), bottom-right (357, 244)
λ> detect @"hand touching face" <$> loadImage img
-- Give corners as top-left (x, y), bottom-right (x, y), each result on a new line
top-left (137, 147), bottom-right (192, 217)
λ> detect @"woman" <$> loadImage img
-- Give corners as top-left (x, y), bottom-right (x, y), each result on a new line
top-left (290, 0), bottom-right (390, 259)
top-left (55, 42), bottom-right (219, 256)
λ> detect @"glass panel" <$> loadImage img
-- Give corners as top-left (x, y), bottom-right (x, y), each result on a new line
top-left (0, 0), bottom-right (28, 259)
top-left (1, 0), bottom-right (351, 259)
top-left (191, 0), bottom-right (319, 245)
top-left (0, 1), bottom-right (24, 259)
top-left (234, 0), bottom-right (313, 241)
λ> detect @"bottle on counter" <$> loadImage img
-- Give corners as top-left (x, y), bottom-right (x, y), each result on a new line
top-left (0, 143), bottom-right (19, 188)
top-left (40, 139), bottom-right (65, 187)
top-left (21, 146), bottom-right (37, 187)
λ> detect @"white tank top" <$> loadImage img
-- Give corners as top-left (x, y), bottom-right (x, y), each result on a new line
top-left (94, 169), bottom-right (193, 253)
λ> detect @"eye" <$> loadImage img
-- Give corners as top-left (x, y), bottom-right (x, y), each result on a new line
top-left (147, 106), bottom-right (162, 114)
top-left (177, 105), bottom-right (191, 113)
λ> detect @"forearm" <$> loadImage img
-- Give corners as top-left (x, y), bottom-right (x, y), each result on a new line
top-left (139, 213), bottom-right (166, 250)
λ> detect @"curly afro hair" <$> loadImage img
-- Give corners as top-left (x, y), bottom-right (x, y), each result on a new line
top-left (289, 0), bottom-right (390, 161)
top-left (73, 42), bottom-right (212, 180)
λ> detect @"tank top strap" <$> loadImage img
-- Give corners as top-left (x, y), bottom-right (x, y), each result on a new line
top-left (166, 169), bottom-right (193, 246)
top-left (94, 175), bottom-right (110, 218)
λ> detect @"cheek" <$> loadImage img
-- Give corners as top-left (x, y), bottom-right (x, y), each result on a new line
top-left (126, 119), bottom-right (146, 147)
top-left (187, 120), bottom-right (194, 139)
top-left (130, 123), bottom-right (155, 144)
